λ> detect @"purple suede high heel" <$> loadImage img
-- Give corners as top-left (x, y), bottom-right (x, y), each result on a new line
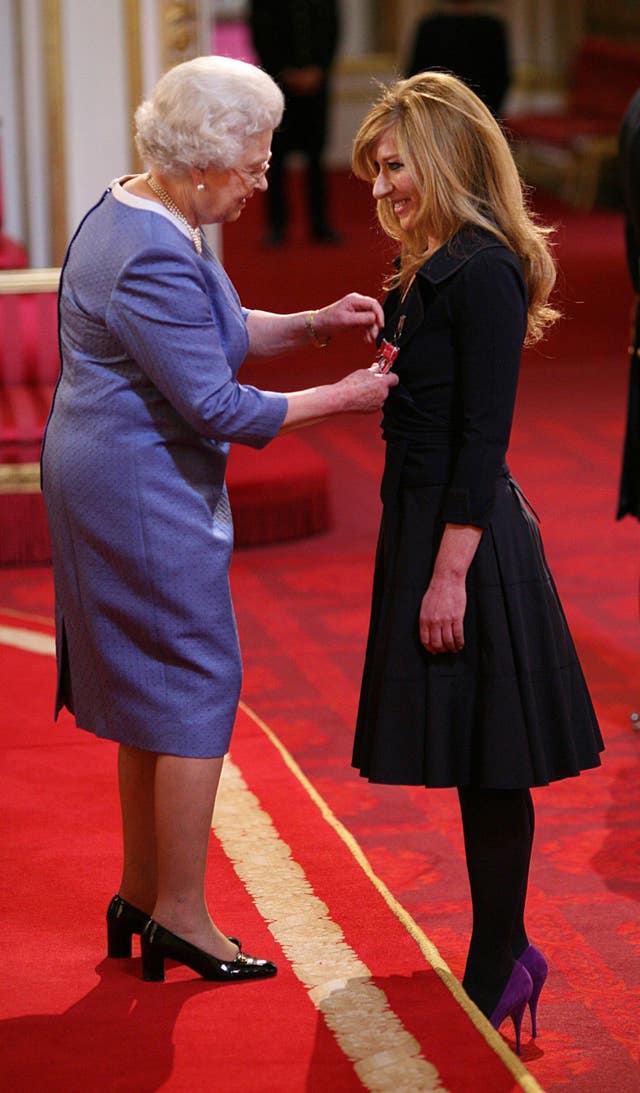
top-left (489, 962), bottom-right (533, 1056)
top-left (517, 944), bottom-right (548, 1037)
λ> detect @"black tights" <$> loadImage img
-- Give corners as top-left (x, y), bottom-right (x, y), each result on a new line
top-left (457, 786), bottom-right (534, 1016)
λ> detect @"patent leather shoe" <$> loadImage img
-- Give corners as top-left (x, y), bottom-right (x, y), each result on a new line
top-left (106, 894), bottom-right (151, 958)
top-left (517, 944), bottom-right (548, 1037)
top-left (489, 962), bottom-right (533, 1056)
top-left (140, 919), bottom-right (277, 983)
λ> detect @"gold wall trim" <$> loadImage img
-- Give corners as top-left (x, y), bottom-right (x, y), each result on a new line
top-left (124, 0), bottom-right (143, 171)
top-left (13, 0), bottom-right (30, 251)
top-left (336, 53), bottom-right (397, 76)
top-left (161, 0), bottom-right (201, 72)
top-left (0, 268), bottom-right (60, 293)
top-left (43, 0), bottom-right (67, 266)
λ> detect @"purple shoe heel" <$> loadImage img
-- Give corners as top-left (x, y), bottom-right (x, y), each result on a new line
top-left (489, 962), bottom-right (533, 1056)
top-left (517, 944), bottom-right (548, 1037)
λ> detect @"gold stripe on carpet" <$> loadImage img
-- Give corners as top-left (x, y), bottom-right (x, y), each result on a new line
top-left (239, 700), bottom-right (545, 1093)
top-left (0, 606), bottom-right (54, 626)
top-left (215, 755), bottom-right (447, 1093)
top-left (0, 624), bottom-right (55, 656)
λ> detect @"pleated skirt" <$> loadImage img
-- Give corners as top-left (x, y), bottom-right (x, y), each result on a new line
top-left (353, 474), bottom-right (604, 788)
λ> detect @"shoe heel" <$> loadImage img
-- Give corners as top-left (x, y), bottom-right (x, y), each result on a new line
top-left (106, 894), bottom-right (151, 959)
top-left (529, 983), bottom-right (542, 1039)
top-left (107, 918), bottom-right (133, 959)
top-left (511, 997), bottom-right (527, 1056)
top-left (489, 963), bottom-right (533, 1057)
top-left (518, 944), bottom-right (548, 1038)
top-left (141, 931), bottom-right (165, 982)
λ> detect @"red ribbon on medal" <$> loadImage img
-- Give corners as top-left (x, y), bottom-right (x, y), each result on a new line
top-left (373, 339), bottom-right (400, 374)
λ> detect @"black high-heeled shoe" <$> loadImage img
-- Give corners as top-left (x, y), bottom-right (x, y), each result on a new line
top-left (140, 919), bottom-right (277, 983)
top-left (106, 894), bottom-right (151, 958)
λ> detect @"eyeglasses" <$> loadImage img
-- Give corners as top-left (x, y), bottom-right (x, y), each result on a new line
top-left (233, 156), bottom-right (271, 185)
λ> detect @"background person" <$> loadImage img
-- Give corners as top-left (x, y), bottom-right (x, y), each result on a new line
top-left (249, 0), bottom-right (341, 245)
top-left (41, 54), bottom-right (396, 986)
top-left (617, 87), bottom-right (640, 520)
top-left (405, 0), bottom-right (511, 117)
top-left (351, 72), bottom-right (603, 1053)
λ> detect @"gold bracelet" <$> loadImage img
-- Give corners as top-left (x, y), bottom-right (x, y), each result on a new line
top-left (305, 310), bottom-right (331, 348)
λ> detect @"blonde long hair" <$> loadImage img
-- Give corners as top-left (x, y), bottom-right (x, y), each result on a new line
top-left (352, 72), bottom-right (559, 344)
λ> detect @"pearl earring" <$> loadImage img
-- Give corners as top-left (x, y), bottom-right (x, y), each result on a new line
top-left (196, 182), bottom-right (205, 191)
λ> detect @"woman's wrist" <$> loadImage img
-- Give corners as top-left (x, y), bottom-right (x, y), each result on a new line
top-left (304, 310), bottom-right (331, 348)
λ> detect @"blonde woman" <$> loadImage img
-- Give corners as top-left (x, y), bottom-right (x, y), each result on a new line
top-left (351, 73), bottom-right (602, 1053)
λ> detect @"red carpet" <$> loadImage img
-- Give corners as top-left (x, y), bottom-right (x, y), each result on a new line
top-left (1, 630), bottom-right (532, 1091)
top-left (1, 171), bottom-right (640, 1090)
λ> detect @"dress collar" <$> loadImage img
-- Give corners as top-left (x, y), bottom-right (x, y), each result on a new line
top-left (417, 226), bottom-right (504, 285)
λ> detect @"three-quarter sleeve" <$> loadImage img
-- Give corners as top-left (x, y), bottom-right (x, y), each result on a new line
top-left (441, 249), bottom-right (527, 527)
top-left (106, 245), bottom-right (288, 448)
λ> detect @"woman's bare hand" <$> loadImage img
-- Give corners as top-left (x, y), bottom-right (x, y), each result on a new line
top-left (419, 524), bottom-right (482, 653)
top-left (419, 575), bottom-right (467, 654)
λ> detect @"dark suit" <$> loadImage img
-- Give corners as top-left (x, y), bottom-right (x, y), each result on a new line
top-left (405, 11), bottom-right (510, 117)
top-left (249, 0), bottom-right (340, 241)
top-left (617, 88), bottom-right (640, 520)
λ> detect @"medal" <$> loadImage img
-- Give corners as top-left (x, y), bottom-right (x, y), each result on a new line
top-left (373, 339), bottom-right (400, 374)
top-left (373, 314), bottom-right (406, 373)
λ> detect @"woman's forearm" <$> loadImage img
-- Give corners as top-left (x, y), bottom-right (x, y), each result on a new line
top-left (420, 523), bottom-right (483, 654)
top-left (432, 523), bottom-right (483, 582)
top-left (279, 368), bottom-right (398, 433)
top-left (246, 309), bottom-right (318, 357)
top-left (246, 293), bottom-right (384, 357)
top-left (279, 384), bottom-right (342, 433)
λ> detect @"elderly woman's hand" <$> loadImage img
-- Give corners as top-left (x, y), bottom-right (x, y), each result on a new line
top-left (314, 293), bottom-right (385, 344)
top-left (335, 366), bottom-right (399, 412)
top-left (280, 366), bottom-right (397, 432)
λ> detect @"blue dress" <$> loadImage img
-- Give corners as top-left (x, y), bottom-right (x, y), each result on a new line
top-left (41, 183), bottom-right (288, 757)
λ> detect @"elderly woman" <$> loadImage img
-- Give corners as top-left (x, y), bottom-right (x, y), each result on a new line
top-left (41, 55), bottom-right (396, 984)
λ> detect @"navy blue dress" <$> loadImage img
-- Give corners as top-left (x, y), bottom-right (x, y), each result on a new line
top-left (41, 183), bottom-right (287, 758)
top-left (353, 228), bottom-right (603, 788)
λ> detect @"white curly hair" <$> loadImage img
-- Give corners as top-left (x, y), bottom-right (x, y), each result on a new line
top-left (135, 55), bottom-right (284, 175)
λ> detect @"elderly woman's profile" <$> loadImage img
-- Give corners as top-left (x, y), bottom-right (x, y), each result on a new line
top-left (41, 55), bottom-right (396, 983)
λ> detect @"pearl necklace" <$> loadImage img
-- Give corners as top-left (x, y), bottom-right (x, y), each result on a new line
top-left (145, 172), bottom-right (203, 254)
